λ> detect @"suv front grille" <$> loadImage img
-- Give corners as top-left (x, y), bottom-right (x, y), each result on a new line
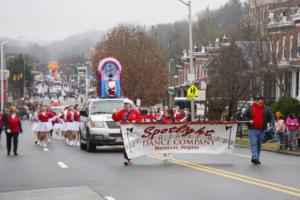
top-left (106, 121), bottom-right (120, 129)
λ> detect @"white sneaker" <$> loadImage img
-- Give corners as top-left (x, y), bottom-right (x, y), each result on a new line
top-left (43, 143), bottom-right (47, 148)
top-left (77, 141), bottom-right (80, 146)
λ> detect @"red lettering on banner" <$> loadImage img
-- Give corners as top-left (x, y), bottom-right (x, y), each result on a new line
top-left (161, 128), bottom-right (168, 134)
top-left (142, 125), bottom-right (215, 139)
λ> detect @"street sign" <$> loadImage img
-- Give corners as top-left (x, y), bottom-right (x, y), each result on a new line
top-left (198, 90), bottom-right (206, 101)
top-left (187, 83), bottom-right (198, 100)
top-left (0, 69), bottom-right (10, 80)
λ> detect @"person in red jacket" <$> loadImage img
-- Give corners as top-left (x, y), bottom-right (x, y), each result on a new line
top-left (6, 106), bottom-right (23, 156)
top-left (112, 98), bottom-right (142, 166)
top-left (161, 108), bottom-right (175, 124)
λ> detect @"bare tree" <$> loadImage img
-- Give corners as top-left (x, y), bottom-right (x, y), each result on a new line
top-left (209, 42), bottom-right (251, 120)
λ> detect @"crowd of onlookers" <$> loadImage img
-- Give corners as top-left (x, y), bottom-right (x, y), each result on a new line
top-left (235, 110), bottom-right (300, 151)
top-left (138, 105), bottom-right (192, 123)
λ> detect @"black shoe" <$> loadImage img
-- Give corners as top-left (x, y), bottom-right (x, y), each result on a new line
top-left (123, 159), bottom-right (132, 166)
top-left (14, 152), bottom-right (18, 156)
top-left (7, 152), bottom-right (10, 156)
top-left (252, 159), bottom-right (261, 165)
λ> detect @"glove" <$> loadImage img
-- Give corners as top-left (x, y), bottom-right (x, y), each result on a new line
top-left (7, 129), bottom-right (11, 133)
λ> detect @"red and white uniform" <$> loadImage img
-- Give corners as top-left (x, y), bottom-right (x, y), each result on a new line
top-left (31, 111), bottom-right (40, 131)
top-left (147, 113), bottom-right (157, 122)
top-left (66, 111), bottom-right (74, 131)
top-left (60, 110), bottom-right (69, 131)
top-left (37, 112), bottom-right (53, 132)
top-left (112, 108), bottom-right (142, 123)
top-left (174, 111), bottom-right (185, 122)
top-left (70, 111), bottom-right (80, 131)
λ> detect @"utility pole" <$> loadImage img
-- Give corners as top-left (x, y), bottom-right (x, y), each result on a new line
top-left (178, 0), bottom-right (195, 121)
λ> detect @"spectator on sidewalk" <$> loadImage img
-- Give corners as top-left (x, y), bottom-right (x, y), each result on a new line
top-left (235, 110), bottom-right (244, 139)
top-left (285, 113), bottom-right (299, 151)
top-left (5, 106), bottom-right (23, 156)
top-left (275, 112), bottom-right (285, 149)
top-left (245, 96), bottom-right (273, 165)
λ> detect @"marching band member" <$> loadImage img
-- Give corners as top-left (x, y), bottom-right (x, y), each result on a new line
top-left (66, 106), bottom-right (75, 145)
top-left (5, 106), bottom-right (23, 156)
top-left (52, 114), bottom-right (62, 139)
top-left (73, 104), bottom-right (81, 146)
top-left (46, 106), bottom-right (57, 142)
top-left (32, 108), bottom-right (40, 144)
top-left (174, 106), bottom-right (185, 122)
top-left (60, 106), bottom-right (69, 142)
top-left (37, 106), bottom-right (52, 148)
top-left (112, 98), bottom-right (142, 166)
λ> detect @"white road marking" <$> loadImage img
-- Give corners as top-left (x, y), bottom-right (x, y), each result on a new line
top-left (234, 153), bottom-right (251, 158)
top-left (57, 161), bottom-right (69, 169)
top-left (43, 148), bottom-right (49, 152)
top-left (104, 196), bottom-right (116, 200)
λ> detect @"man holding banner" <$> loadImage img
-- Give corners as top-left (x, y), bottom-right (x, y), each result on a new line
top-left (245, 96), bottom-right (273, 165)
top-left (112, 98), bottom-right (142, 166)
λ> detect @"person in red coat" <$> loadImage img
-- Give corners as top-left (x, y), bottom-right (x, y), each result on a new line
top-left (112, 98), bottom-right (142, 166)
top-left (161, 108), bottom-right (175, 124)
top-left (5, 106), bottom-right (23, 156)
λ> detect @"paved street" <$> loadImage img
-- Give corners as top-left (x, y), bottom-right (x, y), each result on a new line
top-left (0, 121), bottom-right (299, 200)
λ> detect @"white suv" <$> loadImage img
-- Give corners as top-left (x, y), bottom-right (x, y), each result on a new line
top-left (79, 98), bottom-right (126, 152)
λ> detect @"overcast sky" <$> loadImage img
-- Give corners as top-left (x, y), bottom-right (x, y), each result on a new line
top-left (0, 0), bottom-right (229, 41)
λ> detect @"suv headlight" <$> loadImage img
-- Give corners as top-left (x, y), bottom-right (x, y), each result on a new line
top-left (91, 121), bottom-right (106, 128)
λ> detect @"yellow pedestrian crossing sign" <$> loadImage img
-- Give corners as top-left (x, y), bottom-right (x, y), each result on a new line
top-left (187, 84), bottom-right (199, 100)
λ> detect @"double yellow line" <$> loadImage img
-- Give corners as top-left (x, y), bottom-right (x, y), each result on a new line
top-left (149, 154), bottom-right (300, 198)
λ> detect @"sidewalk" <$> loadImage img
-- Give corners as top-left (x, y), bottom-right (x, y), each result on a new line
top-left (0, 186), bottom-right (106, 200)
top-left (235, 138), bottom-right (300, 156)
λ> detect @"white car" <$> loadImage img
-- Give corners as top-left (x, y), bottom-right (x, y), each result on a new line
top-left (79, 98), bottom-right (128, 152)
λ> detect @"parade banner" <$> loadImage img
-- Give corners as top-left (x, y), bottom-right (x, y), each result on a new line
top-left (121, 122), bottom-right (237, 159)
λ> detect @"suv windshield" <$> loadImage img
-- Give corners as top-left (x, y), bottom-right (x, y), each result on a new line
top-left (90, 100), bottom-right (124, 114)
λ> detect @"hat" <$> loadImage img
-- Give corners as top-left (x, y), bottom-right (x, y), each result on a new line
top-left (275, 111), bottom-right (282, 118)
top-left (123, 98), bottom-right (134, 106)
top-left (253, 96), bottom-right (263, 101)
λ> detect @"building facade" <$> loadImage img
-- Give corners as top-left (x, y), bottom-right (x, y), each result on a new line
top-left (267, 3), bottom-right (300, 100)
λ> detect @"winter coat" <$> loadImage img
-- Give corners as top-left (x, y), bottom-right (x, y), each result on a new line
top-left (244, 103), bottom-right (273, 130)
top-left (112, 108), bottom-right (142, 123)
top-left (285, 117), bottom-right (299, 131)
top-left (7, 114), bottom-right (22, 133)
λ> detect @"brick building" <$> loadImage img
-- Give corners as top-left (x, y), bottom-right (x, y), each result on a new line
top-left (169, 36), bottom-right (229, 99)
top-left (266, 2), bottom-right (300, 99)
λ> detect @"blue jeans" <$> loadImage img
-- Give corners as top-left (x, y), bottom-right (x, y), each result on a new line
top-left (237, 123), bottom-right (243, 139)
top-left (277, 132), bottom-right (284, 144)
top-left (248, 129), bottom-right (265, 160)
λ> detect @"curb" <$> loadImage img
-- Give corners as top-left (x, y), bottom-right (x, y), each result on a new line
top-left (234, 144), bottom-right (300, 156)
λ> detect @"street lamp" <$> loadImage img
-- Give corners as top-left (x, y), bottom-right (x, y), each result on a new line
top-left (178, 0), bottom-right (195, 121)
top-left (77, 65), bottom-right (88, 102)
top-left (168, 58), bottom-right (175, 86)
top-left (1, 39), bottom-right (10, 111)
top-left (178, 0), bottom-right (194, 82)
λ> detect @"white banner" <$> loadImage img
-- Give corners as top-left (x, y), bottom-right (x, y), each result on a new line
top-left (121, 123), bottom-right (237, 159)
